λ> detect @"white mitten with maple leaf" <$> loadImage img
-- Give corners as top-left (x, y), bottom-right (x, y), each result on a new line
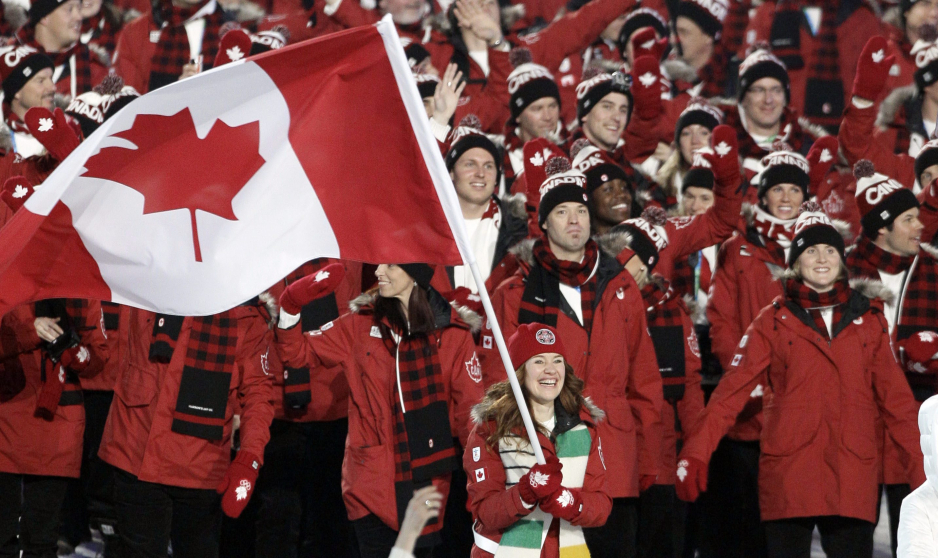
top-left (25, 107), bottom-right (81, 162)
top-left (0, 175), bottom-right (35, 212)
top-left (215, 28), bottom-right (253, 67)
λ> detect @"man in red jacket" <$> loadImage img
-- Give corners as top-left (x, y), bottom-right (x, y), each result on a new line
top-left (97, 303), bottom-right (276, 558)
top-left (0, 45), bottom-right (55, 157)
top-left (18, 0), bottom-right (109, 99)
top-left (490, 155), bottom-right (663, 558)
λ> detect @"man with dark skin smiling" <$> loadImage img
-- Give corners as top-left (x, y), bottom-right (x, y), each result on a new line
top-left (571, 140), bottom-right (635, 236)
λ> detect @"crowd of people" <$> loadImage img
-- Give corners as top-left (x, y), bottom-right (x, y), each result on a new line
top-left (2, 0), bottom-right (938, 557)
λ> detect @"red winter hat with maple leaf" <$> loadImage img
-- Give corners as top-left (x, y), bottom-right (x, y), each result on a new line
top-left (0, 45), bottom-right (52, 101)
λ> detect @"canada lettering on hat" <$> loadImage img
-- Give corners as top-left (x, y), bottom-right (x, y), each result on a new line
top-left (575, 73), bottom-right (612, 100)
top-left (0, 45), bottom-right (39, 70)
top-left (793, 213), bottom-right (833, 235)
top-left (691, 0), bottom-right (728, 22)
top-left (626, 218), bottom-right (668, 251)
top-left (913, 40), bottom-right (938, 70)
top-left (862, 178), bottom-right (904, 206)
top-left (738, 49), bottom-right (787, 77)
top-left (508, 65), bottom-right (554, 94)
top-left (574, 152), bottom-right (606, 173)
top-left (760, 151), bottom-right (809, 174)
top-left (539, 174), bottom-right (587, 197)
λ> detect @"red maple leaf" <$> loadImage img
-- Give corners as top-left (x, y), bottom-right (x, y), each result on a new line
top-left (82, 108), bottom-right (266, 262)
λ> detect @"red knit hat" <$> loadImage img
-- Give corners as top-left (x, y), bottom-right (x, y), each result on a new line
top-left (508, 323), bottom-right (567, 368)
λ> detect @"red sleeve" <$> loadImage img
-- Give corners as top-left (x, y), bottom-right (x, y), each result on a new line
top-left (570, 425), bottom-right (612, 527)
top-left (113, 17), bottom-right (152, 94)
top-left (235, 306), bottom-right (276, 465)
top-left (464, 426), bottom-right (536, 531)
top-left (706, 241), bottom-right (743, 369)
top-left (447, 331), bottom-right (486, 447)
top-left (327, 0), bottom-right (380, 29)
top-left (624, 282), bottom-right (663, 478)
top-left (918, 183), bottom-right (938, 244)
top-left (518, 0), bottom-right (635, 69)
top-left (623, 111), bottom-right (666, 162)
top-left (274, 313), bottom-right (354, 371)
top-left (675, 314), bottom-right (705, 437)
top-left (838, 102), bottom-right (917, 188)
top-left (682, 310), bottom-right (771, 465)
top-left (0, 305), bottom-right (42, 360)
top-left (75, 300), bottom-right (110, 379)
top-left (869, 311), bottom-right (926, 488)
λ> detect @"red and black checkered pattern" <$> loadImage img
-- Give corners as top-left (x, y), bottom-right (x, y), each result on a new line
top-left (811, 2), bottom-right (840, 84)
top-left (519, 239), bottom-right (599, 332)
top-left (381, 329), bottom-right (455, 540)
top-left (148, 0), bottom-right (223, 91)
top-left (641, 280), bottom-right (684, 328)
top-left (17, 27), bottom-right (95, 96)
top-left (724, 106), bottom-right (806, 162)
top-left (784, 277), bottom-right (850, 341)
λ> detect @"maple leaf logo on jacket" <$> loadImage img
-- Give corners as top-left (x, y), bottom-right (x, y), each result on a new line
top-left (530, 471), bottom-right (550, 486)
top-left (81, 109), bottom-right (266, 262)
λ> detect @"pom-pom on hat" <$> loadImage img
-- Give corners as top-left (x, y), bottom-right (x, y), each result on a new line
top-left (0, 45), bottom-right (53, 101)
top-left (538, 155), bottom-right (588, 226)
top-left (571, 139), bottom-right (631, 195)
top-left (853, 159), bottom-right (920, 237)
top-left (788, 201), bottom-right (846, 267)
top-left (674, 98), bottom-right (723, 142)
top-left (737, 47), bottom-right (790, 104)
top-left (575, 68), bottom-right (632, 124)
top-left (756, 146), bottom-right (810, 199)
top-left (507, 48), bottom-right (561, 125)
top-left (612, 207), bottom-right (669, 270)
top-left (66, 75), bottom-right (140, 137)
top-left (675, 0), bottom-right (728, 39)
top-left (508, 323), bottom-right (567, 369)
top-left (445, 115), bottom-right (503, 185)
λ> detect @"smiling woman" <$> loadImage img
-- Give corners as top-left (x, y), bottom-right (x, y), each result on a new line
top-left (464, 323), bottom-right (612, 558)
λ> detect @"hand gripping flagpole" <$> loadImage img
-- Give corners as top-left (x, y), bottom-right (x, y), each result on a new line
top-left (377, 15), bottom-right (546, 465)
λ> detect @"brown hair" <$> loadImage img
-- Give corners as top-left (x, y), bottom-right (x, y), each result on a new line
top-left (481, 361), bottom-right (587, 449)
top-left (371, 284), bottom-right (437, 336)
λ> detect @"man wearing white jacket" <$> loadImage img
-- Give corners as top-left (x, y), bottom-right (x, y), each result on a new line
top-left (899, 394), bottom-right (938, 556)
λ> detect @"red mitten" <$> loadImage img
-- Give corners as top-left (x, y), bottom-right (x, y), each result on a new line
top-left (630, 27), bottom-right (668, 62)
top-left (695, 125), bottom-right (741, 193)
top-left (34, 360), bottom-right (65, 420)
top-left (441, 286), bottom-right (483, 315)
top-left (675, 457), bottom-right (708, 502)
top-left (25, 107), bottom-right (81, 161)
top-left (630, 55), bottom-right (662, 120)
top-left (806, 136), bottom-right (839, 197)
top-left (522, 138), bottom-right (567, 208)
top-left (901, 331), bottom-right (938, 374)
top-left (59, 344), bottom-right (91, 373)
top-left (216, 451), bottom-right (261, 518)
top-left (517, 460), bottom-right (563, 505)
top-left (539, 486), bottom-right (582, 521)
top-left (214, 28), bottom-right (252, 67)
top-left (279, 263), bottom-right (346, 315)
top-left (852, 36), bottom-right (895, 102)
top-left (0, 176), bottom-right (35, 212)
top-left (639, 474), bottom-right (657, 492)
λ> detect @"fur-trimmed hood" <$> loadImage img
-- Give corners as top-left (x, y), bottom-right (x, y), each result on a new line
top-left (470, 393), bottom-right (605, 425)
top-left (348, 290), bottom-right (483, 334)
top-left (500, 192), bottom-right (528, 222)
top-left (662, 58), bottom-right (698, 84)
top-left (876, 84), bottom-right (918, 129)
top-left (769, 269), bottom-right (897, 306)
top-left (0, 121), bottom-right (12, 154)
top-left (595, 226), bottom-right (644, 261)
top-left (509, 236), bottom-right (621, 268)
top-left (742, 202), bottom-right (853, 241)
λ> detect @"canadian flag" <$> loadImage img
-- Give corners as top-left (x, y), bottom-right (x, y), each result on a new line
top-left (0, 18), bottom-right (472, 316)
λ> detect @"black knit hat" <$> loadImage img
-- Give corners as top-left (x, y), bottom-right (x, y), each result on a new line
top-left (508, 48), bottom-right (561, 125)
top-left (675, 0), bottom-right (728, 39)
top-left (415, 72), bottom-right (439, 99)
top-left (911, 27), bottom-right (938, 91)
top-left (788, 202), bottom-right (846, 267)
top-left (445, 115), bottom-right (503, 185)
top-left (612, 207), bottom-right (669, 271)
top-left (538, 156), bottom-right (588, 226)
top-left (28, 0), bottom-right (67, 23)
top-left (617, 8), bottom-right (669, 55)
top-left (575, 69), bottom-right (632, 124)
top-left (682, 167), bottom-right (715, 193)
top-left (757, 149), bottom-right (810, 199)
top-left (853, 160), bottom-right (921, 237)
top-left (737, 48), bottom-right (790, 104)
top-left (915, 139), bottom-right (938, 183)
top-left (570, 139), bottom-right (631, 195)
top-left (0, 45), bottom-right (53, 101)
top-left (398, 264), bottom-right (434, 288)
top-left (674, 98), bottom-right (723, 142)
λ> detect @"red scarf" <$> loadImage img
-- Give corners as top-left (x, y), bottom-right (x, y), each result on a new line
top-left (18, 27), bottom-right (95, 97)
top-left (751, 205), bottom-right (796, 263)
top-left (148, 0), bottom-right (223, 91)
top-left (640, 278), bottom-right (689, 401)
top-left (520, 239), bottom-right (599, 332)
top-left (724, 105), bottom-right (806, 162)
top-left (785, 277), bottom-right (851, 341)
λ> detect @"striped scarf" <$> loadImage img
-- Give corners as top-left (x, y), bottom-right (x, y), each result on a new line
top-left (641, 280), bottom-right (687, 401)
top-left (495, 424), bottom-right (592, 557)
top-left (784, 277), bottom-right (850, 341)
top-left (148, 0), bottom-right (223, 91)
top-left (519, 240), bottom-right (598, 332)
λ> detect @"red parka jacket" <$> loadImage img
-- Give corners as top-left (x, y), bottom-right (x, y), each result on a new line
top-left (465, 400), bottom-right (611, 558)
top-left (488, 240), bottom-right (663, 498)
top-left (0, 300), bottom-right (108, 478)
top-left (98, 304), bottom-right (275, 489)
top-left (274, 290), bottom-right (485, 531)
top-left (682, 281), bottom-right (926, 522)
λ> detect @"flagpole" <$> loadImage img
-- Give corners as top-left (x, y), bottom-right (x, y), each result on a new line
top-left (467, 262), bottom-right (546, 465)
top-left (376, 15), bottom-right (545, 465)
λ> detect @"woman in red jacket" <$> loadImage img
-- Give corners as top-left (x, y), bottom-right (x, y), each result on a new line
top-left (275, 262), bottom-right (484, 558)
top-left (0, 299), bottom-right (108, 558)
top-left (465, 322), bottom-right (611, 558)
top-left (676, 203), bottom-right (926, 558)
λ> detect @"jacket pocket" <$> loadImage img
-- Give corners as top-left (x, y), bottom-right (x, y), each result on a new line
top-left (604, 399), bottom-right (635, 434)
top-left (114, 363), bottom-right (158, 407)
top-left (760, 404), bottom-right (819, 457)
top-left (842, 403), bottom-right (878, 460)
